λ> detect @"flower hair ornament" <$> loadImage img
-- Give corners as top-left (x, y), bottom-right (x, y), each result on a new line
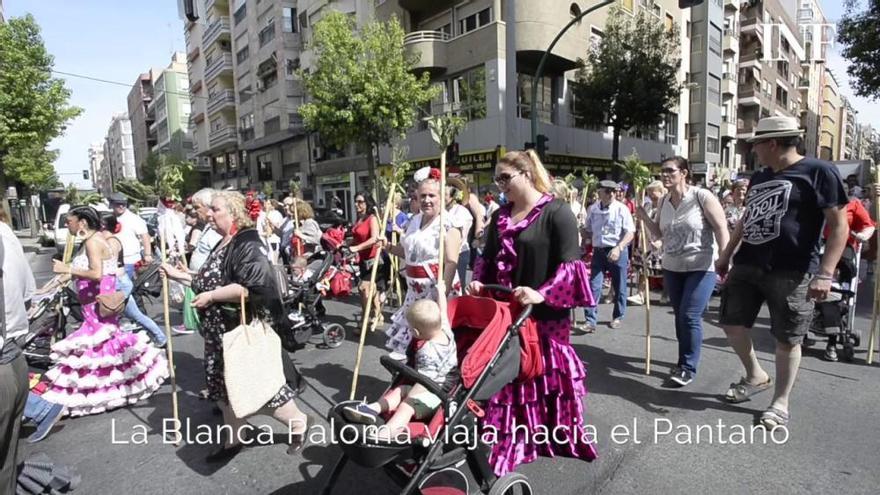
top-left (413, 167), bottom-right (443, 183)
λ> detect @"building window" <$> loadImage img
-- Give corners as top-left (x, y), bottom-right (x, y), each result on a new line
top-left (457, 7), bottom-right (492, 36)
top-left (664, 112), bottom-right (678, 145)
top-left (709, 24), bottom-right (722, 56)
top-left (239, 113), bottom-right (254, 141)
top-left (259, 19), bottom-right (276, 47)
top-left (233, 3), bottom-right (247, 25)
top-left (776, 86), bottom-right (788, 107)
top-left (665, 14), bottom-right (674, 32)
top-left (283, 8), bottom-right (297, 33)
top-left (239, 86), bottom-right (252, 104)
top-left (257, 153), bottom-right (273, 181)
top-left (707, 124), bottom-right (720, 153)
top-left (453, 66), bottom-right (488, 120)
top-left (690, 83), bottom-right (701, 105)
top-left (689, 128), bottom-right (700, 154)
top-left (620, 0), bottom-right (634, 12)
top-left (590, 27), bottom-right (603, 53)
top-left (264, 116), bottom-right (281, 135)
top-left (517, 72), bottom-right (555, 124)
top-left (236, 46), bottom-right (249, 64)
top-left (708, 75), bottom-right (721, 106)
top-left (652, 4), bottom-right (662, 17)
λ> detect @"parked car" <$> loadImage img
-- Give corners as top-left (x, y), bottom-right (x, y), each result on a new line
top-left (53, 203), bottom-right (111, 255)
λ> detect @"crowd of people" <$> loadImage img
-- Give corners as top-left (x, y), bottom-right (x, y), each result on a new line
top-left (2, 115), bottom-right (879, 491)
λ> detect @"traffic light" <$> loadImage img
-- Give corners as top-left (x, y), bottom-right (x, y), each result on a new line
top-left (536, 134), bottom-right (549, 159)
top-left (524, 141), bottom-right (535, 151)
top-left (82, 170), bottom-right (89, 180)
top-left (446, 141), bottom-right (459, 166)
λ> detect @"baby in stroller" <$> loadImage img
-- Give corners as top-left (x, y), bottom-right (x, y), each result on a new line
top-left (343, 282), bottom-right (457, 440)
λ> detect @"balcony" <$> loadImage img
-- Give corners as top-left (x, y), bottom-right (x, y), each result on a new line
top-left (737, 82), bottom-right (761, 106)
top-left (722, 72), bottom-right (737, 96)
top-left (207, 90), bottom-right (235, 115)
top-left (204, 52), bottom-right (233, 82)
top-left (798, 77), bottom-right (810, 89)
top-left (202, 16), bottom-right (231, 48)
top-left (208, 125), bottom-right (237, 149)
top-left (721, 116), bottom-right (737, 138)
top-left (205, 0), bottom-right (228, 13)
top-left (404, 31), bottom-right (450, 76)
top-left (741, 17), bottom-right (763, 44)
top-left (723, 28), bottom-right (739, 53)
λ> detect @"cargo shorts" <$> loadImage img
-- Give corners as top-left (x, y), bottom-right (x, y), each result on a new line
top-left (719, 264), bottom-right (814, 345)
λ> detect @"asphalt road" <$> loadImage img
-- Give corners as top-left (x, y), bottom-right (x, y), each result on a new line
top-left (18, 248), bottom-right (880, 494)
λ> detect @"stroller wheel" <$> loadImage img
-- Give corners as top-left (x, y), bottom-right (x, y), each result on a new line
top-left (488, 472), bottom-right (532, 495)
top-left (840, 344), bottom-right (855, 362)
top-left (850, 330), bottom-right (861, 348)
top-left (323, 323), bottom-right (345, 348)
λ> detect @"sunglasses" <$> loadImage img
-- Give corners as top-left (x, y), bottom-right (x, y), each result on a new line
top-left (493, 172), bottom-right (521, 185)
top-left (355, 199), bottom-right (366, 204)
top-left (660, 168), bottom-right (679, 175)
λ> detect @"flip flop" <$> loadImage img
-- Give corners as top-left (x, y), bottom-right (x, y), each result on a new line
top-left (759, 407), bottom-right (790, 428)
top-left (723, 376), bottom-right (773, 403)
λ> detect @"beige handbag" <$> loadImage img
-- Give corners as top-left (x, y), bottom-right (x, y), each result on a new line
top-left (222, 293), bottom-right (286, 418)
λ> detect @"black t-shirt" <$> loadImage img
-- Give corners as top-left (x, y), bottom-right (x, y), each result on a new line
top-left (734, 157), bottom-right (847, 273)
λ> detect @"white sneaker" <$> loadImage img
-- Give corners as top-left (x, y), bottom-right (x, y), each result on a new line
top-left (172, 325), bottom-right (195, 335)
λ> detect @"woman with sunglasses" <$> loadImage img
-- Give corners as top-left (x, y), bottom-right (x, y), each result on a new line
top-left (637, 156), bottom-right (729, 386)
top-left (468, 150), bottom-right (597, 476)
top-left (349, 192), bottom-right (388, 329)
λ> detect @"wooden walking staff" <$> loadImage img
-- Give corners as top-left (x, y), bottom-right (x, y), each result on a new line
top-left (159, 226), bottom-right (181, 444)
top-left (637, 191), bottom-right (652, 374)
top-left (290, 180), bottom-right (302, 257)
top-left (392, 231), bottom-right (403, 307)
top-left (350, 191), bottom-right (398, 401)
top-left (868, 177), bottom-right (880, 364)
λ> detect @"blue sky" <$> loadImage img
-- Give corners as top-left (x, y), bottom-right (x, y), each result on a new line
top-left (6, 0), bottom-right (187, 189)
top-left (6, 0), bottom-right (878, 189)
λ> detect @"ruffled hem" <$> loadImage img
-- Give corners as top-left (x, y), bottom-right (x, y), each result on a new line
top-left (44, 346), bottom-right (165, 389)
top-left (41, 363), bottom-right (169, 416)
top-left (51, 324), bottom-right (115, 355)
top-left (49, 333), bottom-right (152, 370)
top-left (538, 260), bottom-right (595, 309)
top-left (481, 338), bottom-right (596, 476)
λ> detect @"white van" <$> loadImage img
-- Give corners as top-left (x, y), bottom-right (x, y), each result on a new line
top-left (53, 203), bottom-right (111, 255)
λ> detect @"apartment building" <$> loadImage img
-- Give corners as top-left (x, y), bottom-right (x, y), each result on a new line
top-left (182, 0), bottom-right (240, 190)
top-left (88, 143), bottom-right (104, 192)
top-left (735, 0), bottom-right (806, 171)
top-left (126, 73), bottom-right (157, 180)
top-left (796, 0), bottom-right (828, 158)
top-left (103, 114), bottom-right (137, 191)
top-left (149, 53), bottom-right (194, 163)
top-left (229, 0), bottom-right (309, 196)
top-left (819, 66), bottom-right (840, 160)
top-left (855, 124), bottom-right (875, 163)
top-left (375, 0), bottom-right (690, 195)
top-left (838, 96), bottom-right (856, 160)
top-left (720, 0), bottom-right (741, 174)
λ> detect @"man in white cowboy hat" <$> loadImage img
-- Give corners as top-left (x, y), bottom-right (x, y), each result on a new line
top-left (715, 116), bottom-right (848, 429)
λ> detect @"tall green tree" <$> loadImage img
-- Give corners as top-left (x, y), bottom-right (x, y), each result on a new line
top-left (300, 11), bottom-right (437, 195)
top-left (572, 6), bottom-right (681, 165)
top-left (838, 0), bottom-right (880, 100)
top-left (0, 15), bottom-right (82, 195)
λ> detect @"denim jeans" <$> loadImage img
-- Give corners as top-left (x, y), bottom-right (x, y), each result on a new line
top-left (585, 246), bottom-right (628, 326)
top-left (663, 270), bottom-right (715, 374)
top-left (23, 392), bottom-right (54, 424)
top-left (118, 269), bottom-right (166, 345)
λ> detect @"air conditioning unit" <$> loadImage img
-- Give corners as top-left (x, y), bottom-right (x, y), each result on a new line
top-left (312, 146), bottom-right (323, 160)
top-left (256, 79), bottom-right (265, 92)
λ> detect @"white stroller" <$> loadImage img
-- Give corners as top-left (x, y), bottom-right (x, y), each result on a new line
top-left (805, 241), bottom-right (863, 362)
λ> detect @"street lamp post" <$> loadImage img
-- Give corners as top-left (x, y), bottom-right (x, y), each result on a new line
top-left (530, 0), bottom-right (616, 145)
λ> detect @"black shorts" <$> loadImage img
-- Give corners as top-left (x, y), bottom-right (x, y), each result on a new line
top-left (719, 265), bottom-right (814, 345)
top-left (358, 257), bottom-right (388, 292)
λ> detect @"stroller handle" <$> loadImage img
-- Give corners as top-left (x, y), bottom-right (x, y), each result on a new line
top-left (479, 284), bottom-right (534, 330)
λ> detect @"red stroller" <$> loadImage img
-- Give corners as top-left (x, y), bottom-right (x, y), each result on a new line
top-left (323, 286), bottom-right (541, 495)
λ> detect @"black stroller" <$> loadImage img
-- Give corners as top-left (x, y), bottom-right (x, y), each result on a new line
top-left (322, 286), bottom-right (538, 495)
top-left (806, 243), bottom-right (863, 362)
top-left (278, 249), bottom-right (346, 349)
top-left (22, 286), bottom-right (76, 369)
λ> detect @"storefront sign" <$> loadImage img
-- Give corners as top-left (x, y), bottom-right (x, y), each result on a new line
top-left (543, 154), bottom-right (662, 175)
top-left (409, 149), bottom-right (500, 173)
top-left (317, 173), bottom-right (350, 185)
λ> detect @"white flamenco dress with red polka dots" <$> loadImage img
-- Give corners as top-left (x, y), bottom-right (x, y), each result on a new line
top-left (40, 253), bottom-right (169, 417)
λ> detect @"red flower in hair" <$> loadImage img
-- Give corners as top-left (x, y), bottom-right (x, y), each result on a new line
top-left (161, 198), bottom-right (176, 208)
top-left (244, 194), bottom-right (262, 221)
top-left (429, 168), bottom-right (441, 180)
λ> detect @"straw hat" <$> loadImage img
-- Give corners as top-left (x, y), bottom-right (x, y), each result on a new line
top-left (746, 116), bottom-right (805, 143)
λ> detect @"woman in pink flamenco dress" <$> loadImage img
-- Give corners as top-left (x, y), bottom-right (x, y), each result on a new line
top-left (41, 206), bottom-right (168, 417)
top-left (469, 150), bottom-right (597, 476)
